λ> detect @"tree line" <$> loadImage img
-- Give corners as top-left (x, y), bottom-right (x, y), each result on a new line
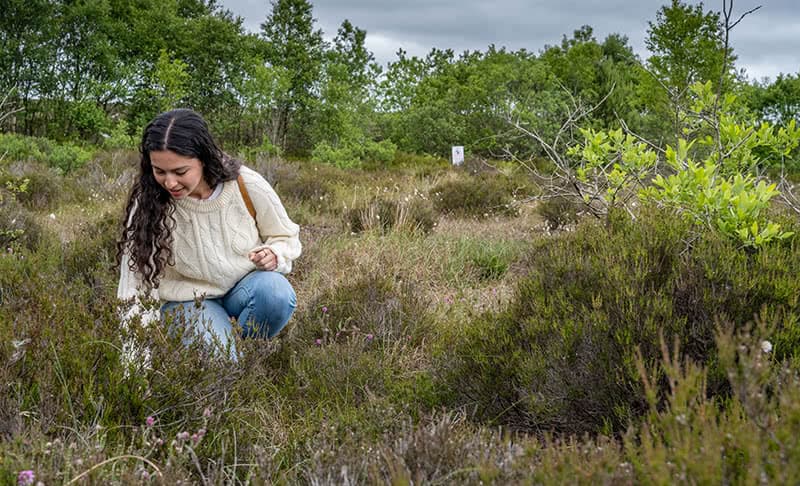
top-left (1, 0), bottom-right (797, 166)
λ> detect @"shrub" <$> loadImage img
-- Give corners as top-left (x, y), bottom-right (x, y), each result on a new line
top-left (0, 133), bottom-right (93, 173)
top-left (273, 168), bottom-right (331, 208)
top-left (429, 173), bottom-right (522, 218)
top-left (62, 211), bottom-right (119, 289)
top-left (537, 195), bottom-right (580, 230)
top-left (46, 143), bottom-right (93, 173)
top-left (246, 154), bottom-right (297, 187)
top-left (101, 118), bottom-right (137, 150)
top-left (1, 168), bottom-right (62, 210)
top-left (459, 155), bottom-right (498, 175)
top-left (0, 187), bottom-right (44, 251)
top-left (312, 138), bottom-right (397, 169)
top-left (344, 196), bottom-right (435, 235)
top-left (294, 269), bottom-right (432, 346)
top-left (68, 100), bottom-right (110, 140)
top-left (439, 208), bottom-right (800, 435)
top-left (0, 133), bottom-right (44, 163)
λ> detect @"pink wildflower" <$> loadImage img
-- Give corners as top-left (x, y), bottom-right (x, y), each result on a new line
top-left (322, 306), bottom-right (328, 313)
top-left (17, 470), bottom-right (35, 486)
top-left (145, 416), bottom-right (155, 427)
top-left (366, 334), bottom-right (374, 341)
top-left (202, 408), bottom-right (212, 419)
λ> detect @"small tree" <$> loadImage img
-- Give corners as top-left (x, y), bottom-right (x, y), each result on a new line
top-left (640, 81), bottom-right (798, 248)
top-left (514, 1), bottom-right (798, 249)
top-left (643, 0), bottom-right (738, 145)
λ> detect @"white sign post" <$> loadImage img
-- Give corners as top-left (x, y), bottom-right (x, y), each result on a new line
top-left (451, 145), bottom-right (464, 166)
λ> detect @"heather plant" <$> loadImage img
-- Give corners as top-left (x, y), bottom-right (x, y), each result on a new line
top-left (295, 268), bottom-right (433, 346)
top-left (439, 208), bottom-right (800, 435)
top-left (266, 160), bottom-right (363, 214)
top-left (0, 165), bottom-right (75, 210)
top-left (537, 194), bottom-right (581, 230)
top-left (621, 320), bottom-right (800, 484)
top-left (429, 172), bottom-right (523, 218)
top-left (0, 180), bottom-right (44, 252)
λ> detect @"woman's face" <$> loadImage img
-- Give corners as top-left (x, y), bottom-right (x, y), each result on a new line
top-left (150, 150), bottom-right (212, 200)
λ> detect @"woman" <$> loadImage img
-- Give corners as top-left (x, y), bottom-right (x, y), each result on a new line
top-left (117, 109), bottom-right (300, 355)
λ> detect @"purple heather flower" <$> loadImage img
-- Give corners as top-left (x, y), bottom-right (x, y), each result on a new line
top-left (322, 306), bottom-right (328, 314)
top-left (366, 334), bottom-right (374, 341)
top-left (177, 431), bottom-right (190, 441)
top-left (145, 416), bottom-right (155, 427)
top-left (17, 470), bottom-right (35, 486)
top-left (315, 338), bottom-right (322, 346)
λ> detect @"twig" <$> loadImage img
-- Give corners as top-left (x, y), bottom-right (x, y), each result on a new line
top-left (617, 113), bottom-right (667, 155)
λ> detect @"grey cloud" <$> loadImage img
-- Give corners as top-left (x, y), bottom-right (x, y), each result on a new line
top-left (223, 0), bottom-right (800, 79)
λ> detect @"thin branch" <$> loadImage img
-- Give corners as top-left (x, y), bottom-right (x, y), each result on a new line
top-left (616, 113), bottom-right (667, 155)
top-left (729, 4), bottom-right (762, 30)
top-left (553, 82), bottom-right (616, 152)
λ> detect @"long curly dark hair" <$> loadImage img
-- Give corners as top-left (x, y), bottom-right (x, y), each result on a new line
top-left (116, 109), bottom-right (241, 289)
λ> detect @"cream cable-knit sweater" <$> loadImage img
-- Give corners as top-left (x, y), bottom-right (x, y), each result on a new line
top-left (117, 165), bottom-right (301, 303)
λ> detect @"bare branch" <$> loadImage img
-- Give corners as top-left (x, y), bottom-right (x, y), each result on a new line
top-left (729, 5), bottom-right (762, 30)
top-left (0, 85), bottom-right (22, 126)
top-left (616, 114), bottom-right (667, 155)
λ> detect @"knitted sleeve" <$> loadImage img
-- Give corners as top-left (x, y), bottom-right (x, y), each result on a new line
top-left (240, 166), bottom-right (302, 274)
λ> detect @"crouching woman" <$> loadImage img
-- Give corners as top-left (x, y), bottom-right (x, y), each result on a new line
top-left (116, 109), bottom-right (300, 355)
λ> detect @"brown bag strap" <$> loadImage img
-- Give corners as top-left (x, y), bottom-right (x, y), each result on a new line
top-left (237, 175), bottom-right (257, 221)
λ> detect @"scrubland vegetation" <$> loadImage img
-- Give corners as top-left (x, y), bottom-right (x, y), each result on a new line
top-left (2, 140), bottom-right (800, 484)
top-left (4, 0), bottom-right (800, 483)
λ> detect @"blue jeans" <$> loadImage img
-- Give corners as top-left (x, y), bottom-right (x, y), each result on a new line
top-left (161, 271), bottom-right (296, 355)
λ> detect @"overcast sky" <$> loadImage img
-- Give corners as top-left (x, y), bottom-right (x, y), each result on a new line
top-left (221, 0), bottom-right (799, 82)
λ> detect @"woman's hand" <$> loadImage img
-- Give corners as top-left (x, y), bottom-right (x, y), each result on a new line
top-left (249, 247), bottom-right (278, 271)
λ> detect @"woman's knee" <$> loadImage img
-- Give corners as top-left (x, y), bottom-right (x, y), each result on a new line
top-left (251, 272), bottom-right (296, 309)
